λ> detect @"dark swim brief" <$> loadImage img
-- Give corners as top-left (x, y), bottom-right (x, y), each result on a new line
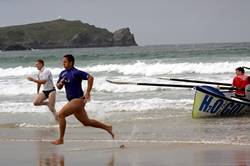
top-left (43, 87), bottom-right (56, 98)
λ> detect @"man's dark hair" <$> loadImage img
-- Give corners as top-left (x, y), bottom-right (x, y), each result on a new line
top-left (64, 54), bottom-right (75, 66)
top-left (236, 67), bottom-right (245, 73)
top-left (36, 59), bottom-right (44, 66)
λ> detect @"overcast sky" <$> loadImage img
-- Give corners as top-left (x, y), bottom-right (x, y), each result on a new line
top-left (0, 0), bottom-right (250, 45)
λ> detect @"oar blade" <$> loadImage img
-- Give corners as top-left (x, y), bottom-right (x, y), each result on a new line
top-left (159, 77), bottom-right (232, 86)
top-left (106, 79), bottom-right (137, 85)
top-left (106, 79), bottom-right (195, 88)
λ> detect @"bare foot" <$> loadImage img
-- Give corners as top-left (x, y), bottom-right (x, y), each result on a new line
top-left (51, 139), bottom-right (64, 145)
top-left (106, 126), bottom-right (115, 139)
top-left (51, 111), bottom-right (59, 122)
top-left (54, 112), bottom-right (59, 122)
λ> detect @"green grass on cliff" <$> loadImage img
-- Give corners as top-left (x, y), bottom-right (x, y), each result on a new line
top-left (0, 19), bottom-right (112, 42)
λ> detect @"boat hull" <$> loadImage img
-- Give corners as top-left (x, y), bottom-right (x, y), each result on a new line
top-left (192, 86), bottom-right (250, 118)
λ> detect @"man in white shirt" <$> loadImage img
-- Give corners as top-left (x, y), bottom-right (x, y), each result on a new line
top-left (27, 59), bottom-right (57, 120)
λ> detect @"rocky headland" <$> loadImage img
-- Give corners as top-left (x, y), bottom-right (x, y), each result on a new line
top-left (0, 19), bottom-right (137, 51)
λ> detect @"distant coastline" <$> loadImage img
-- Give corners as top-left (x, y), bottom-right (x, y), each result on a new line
top-left (0, 19), bottom-right (137, 51)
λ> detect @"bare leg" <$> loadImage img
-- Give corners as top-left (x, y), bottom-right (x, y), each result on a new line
top-left (74, 106), bottom-right (114, 139)
top-left (33, 93), bottom-right (47, 106)
top-left (48, 91), bottom-right (58, 121)
top-left (51, 99), bottom-right (81, 145)
top-left (52, 99), bottom-right (114, 145)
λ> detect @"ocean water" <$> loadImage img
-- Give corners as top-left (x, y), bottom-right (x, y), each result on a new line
top-left (0, 43), bottom-right (250, 145)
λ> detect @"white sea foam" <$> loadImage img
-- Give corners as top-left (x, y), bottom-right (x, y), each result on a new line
top-left (0, 76), bottom-right (189, 95)
top-left (0, 66), bottom-right (62, 77)
top-left (0, 77), bottom-right (64, 95)
top-left (0, 61), bottom-right (249, 77)
top-left (0, 73), bottom-right (229, 95)
top-left (0, 102), bottom-right (52, 113)
top-left (0, 98), bottom-right (193, 113)
top-left (85, 61), bottom-right (250, 76)
top-left (0, 81), bottom-right (37, 95)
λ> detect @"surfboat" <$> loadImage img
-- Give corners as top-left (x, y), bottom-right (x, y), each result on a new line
top-left (192, 86), bottom-right (250, 118)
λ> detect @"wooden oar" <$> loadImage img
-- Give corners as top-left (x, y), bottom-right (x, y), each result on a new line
top-left (158, 77), bottom-right (232, 86)
top-left (106, 79), bottom-right (236, 90)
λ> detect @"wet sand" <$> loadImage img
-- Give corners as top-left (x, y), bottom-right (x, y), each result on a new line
top-left (0, 139), bottom-right (250, 166)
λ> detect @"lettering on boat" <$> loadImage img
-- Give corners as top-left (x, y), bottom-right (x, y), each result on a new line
top-left (199, 95), bottom-right (245, 115)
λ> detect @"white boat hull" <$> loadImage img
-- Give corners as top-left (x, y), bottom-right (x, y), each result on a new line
top-left (192, 86), bottom-right (250, 118)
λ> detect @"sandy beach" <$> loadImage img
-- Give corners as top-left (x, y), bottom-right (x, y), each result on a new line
top-left (1, 140), bottom-right (250, 166)
top-left (1, 129), bottom-right (250, 166)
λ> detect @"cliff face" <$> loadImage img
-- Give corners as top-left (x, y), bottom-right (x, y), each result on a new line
top-left (113, 28), bottom-right (137, 46)
top-left (0, 19), bottom-right (137, 51)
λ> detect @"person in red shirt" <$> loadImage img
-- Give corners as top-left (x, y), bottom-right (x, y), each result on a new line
top-left (245, 76), bottom-right (250, 100)
top-left (232, 67), bottom-right (249, 97)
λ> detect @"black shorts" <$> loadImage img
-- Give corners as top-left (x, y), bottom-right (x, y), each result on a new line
top-left (43, 87), bottom-right (56, 98)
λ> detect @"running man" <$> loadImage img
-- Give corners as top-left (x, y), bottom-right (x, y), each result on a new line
top-left (27, 59), bottom-right (57, 120)
top-left (52, 54), bottom-right (114, 145)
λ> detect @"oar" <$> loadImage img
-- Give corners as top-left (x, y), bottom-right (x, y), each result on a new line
top-left (158, 77), bottom-right (232, 86)
top-left (106, 79), bottom-right (236, 90)
top-left (243, 66), bottom-right (250, 70)
top-left (106, 79), bottom-right (194, 88)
